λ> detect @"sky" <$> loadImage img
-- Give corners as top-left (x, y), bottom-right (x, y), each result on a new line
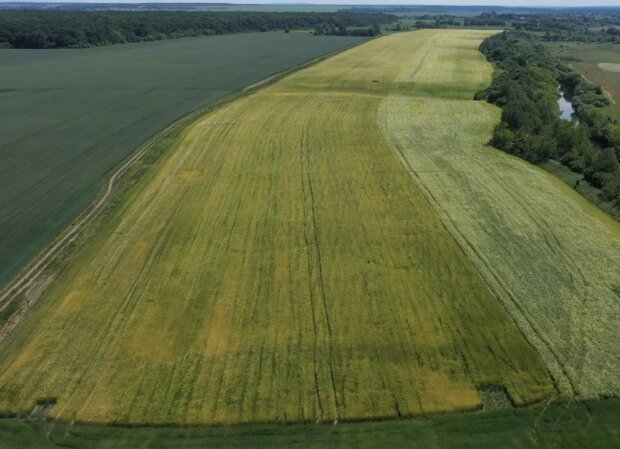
top-left (9, 0), bottom-right (620, 6)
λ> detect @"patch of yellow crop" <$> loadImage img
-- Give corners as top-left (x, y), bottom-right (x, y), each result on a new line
top-left (177, 169), bottom-right (202, 183)
top-left (0, 30), bottom-right (554, 425)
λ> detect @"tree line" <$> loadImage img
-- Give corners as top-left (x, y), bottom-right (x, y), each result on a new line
top-left (312, 23), bottom-right (381, 37)
top-left (470, 12), bottom-right (620, 43)
top-left (0, 10), bottom-right (396, 49)
top-left (406, 12), bottom-right (620, 43)
top-left (476, 31), bottom-right (620, 211)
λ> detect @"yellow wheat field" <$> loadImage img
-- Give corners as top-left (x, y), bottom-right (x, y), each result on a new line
top-left (0, 30), bottom-right (555, 425)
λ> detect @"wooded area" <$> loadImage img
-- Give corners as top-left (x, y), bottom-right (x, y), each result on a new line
top-left (0, 10), bottom-right (395, 48)
top-left (476, 31), bottom-right (620, 208)
top-left (469, 12), bottom-right (620, 42)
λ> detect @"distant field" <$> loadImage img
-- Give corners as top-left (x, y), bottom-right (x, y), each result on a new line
top-left (1, 399), bottom-right (618, 449)
top-left (0, 31), bottom-right (367, 291)
top-left (547, 41), bottom-right (620, 119)
top-left (383, 34), bottom-right (620, 400)
top-left (0, 30), bottom-right (554, 424)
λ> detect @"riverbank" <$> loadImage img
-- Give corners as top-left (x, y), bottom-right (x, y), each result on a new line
top-left (540, 159), bottom-right (620, 220)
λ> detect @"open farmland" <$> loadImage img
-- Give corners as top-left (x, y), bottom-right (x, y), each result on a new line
top-left (1, 399), bottom-right (619, 449)
top-left (0, 31), bottom-right (367, 290)
top-left (382, 31), bottom-right (620, 399)
top-left (547, 42), bottom-right (620, 119)
top-left (0, 30), bottom-right (555, 425)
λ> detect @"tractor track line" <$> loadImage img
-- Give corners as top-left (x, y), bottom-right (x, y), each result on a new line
top-left (0, 37), bottom-right (373, 342)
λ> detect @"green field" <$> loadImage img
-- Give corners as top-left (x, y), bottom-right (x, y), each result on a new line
top-left (383, 33), bottom-right (620, 400)
top-left (0, 30), bottom-right (556, 425)
top-left (546, 41), bottom-right (620, 119)
top-left (1, 399), bottom-right (618, 449)
top-left (0, 31), bottom-right (367, 291)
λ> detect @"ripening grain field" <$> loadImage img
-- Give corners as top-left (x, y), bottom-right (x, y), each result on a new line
top-left (0, 30), bottom-right (556, 425)
top-left (380, 32), bottom-right (620, 399)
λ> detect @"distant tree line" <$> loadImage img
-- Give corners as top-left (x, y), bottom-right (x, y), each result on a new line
top-left (403, 12), bottom-right (620, 43)
top-left (338, 5), bottom-right (620, 15)
top-left (0, 2), bottom-right (241, 11)
top-left (0, 10), bottom-right (396, 48)
top-left (412, 16), bottom-right (462, 29)
top-left (312, 23), bottom-right (381, 36)
top-left (476, 31), bottom-right (620, 207)
top-left (468, 12), bottom-right (620, 43)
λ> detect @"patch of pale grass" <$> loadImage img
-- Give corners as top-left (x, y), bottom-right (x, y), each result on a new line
top-left (381, 33), bottom-right (620, 400)
top-left (598, 62), bottom-right (620, 72)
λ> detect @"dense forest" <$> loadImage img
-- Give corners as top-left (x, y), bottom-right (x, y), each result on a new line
top-left (468, 12), bottom-right (620, 42)
top-left (476, 31), bottom-right (620, 208)
top-left (0, 10), bottom-right (395, 48)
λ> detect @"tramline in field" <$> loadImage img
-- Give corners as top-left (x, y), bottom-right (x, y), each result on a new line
top-left (0, 30), bottom-right (555, 424)
top-left (0, 29), bottom-right (618, 427)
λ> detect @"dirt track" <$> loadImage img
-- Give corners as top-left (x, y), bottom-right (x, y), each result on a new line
top-left (0, 117), bottom-right (183, 341)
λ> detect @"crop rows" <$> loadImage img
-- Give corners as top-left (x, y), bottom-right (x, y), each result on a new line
top-left (381, 30), bottom-right (620, 399)
top-left (0, 30), bottom-right (554, 424)
top-left (0, 31), bottom-right (366, 290)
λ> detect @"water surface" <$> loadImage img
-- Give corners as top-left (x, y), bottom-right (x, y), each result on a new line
top-left (558, 91), bottom-right (575, 121)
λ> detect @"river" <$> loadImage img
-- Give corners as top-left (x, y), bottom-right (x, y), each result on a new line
top-left (558, 90), bottom-right (576, 121)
